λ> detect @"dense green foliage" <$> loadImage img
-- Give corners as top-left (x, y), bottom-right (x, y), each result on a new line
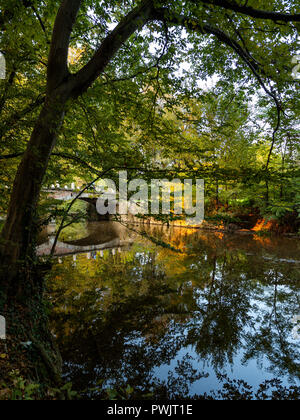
top-left (0, 0), bottom-right (299, 226)
top-left (0, 0), bottom-right (299, 399)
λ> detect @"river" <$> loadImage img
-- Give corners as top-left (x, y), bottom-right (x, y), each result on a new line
top-left (44, 221), bottom-right (300, 399)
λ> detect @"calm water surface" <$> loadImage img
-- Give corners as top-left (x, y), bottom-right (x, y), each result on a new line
top-left (46, 222), bottom-right (300, 398)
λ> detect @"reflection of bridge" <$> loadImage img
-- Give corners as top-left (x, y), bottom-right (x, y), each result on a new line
top-left (37, 236), bottom-right (132, 258)
top-left (37, 221), bottom-right (135, 258)
top-left (56, 248), bottom-right (125, 265)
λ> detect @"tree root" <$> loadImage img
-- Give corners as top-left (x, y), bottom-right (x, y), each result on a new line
top-left (28, 332), bottom-right (62, 386)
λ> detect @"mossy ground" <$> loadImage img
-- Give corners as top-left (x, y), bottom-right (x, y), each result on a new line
top-left (0, 263), bottom-right (62, 393)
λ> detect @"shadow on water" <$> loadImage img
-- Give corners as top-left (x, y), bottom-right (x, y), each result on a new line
top-left (45, 222), bottom-right (300, 399)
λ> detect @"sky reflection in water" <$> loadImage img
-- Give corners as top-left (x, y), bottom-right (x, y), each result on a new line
top-left (47, 222), bottom-right (300, 398)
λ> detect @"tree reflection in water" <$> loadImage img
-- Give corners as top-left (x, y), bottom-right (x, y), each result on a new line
top-left (47, 225), bottom-right (300, 399)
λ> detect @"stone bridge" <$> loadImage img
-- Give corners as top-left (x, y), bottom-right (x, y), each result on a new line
top-left (45, 187), bottom-right (113, 221)
top-left (45, 188), bottom-right (133, 222)
top-left (45, 188), bottom-right (96, 202)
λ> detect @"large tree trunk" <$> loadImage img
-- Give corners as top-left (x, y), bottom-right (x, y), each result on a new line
top-left (0, 94), bottom-right (69, 387)
top-left (0, 95), bottom-right (68, 387)
top-left (0, 93), bottom-right (67, 272)
top-left (0, 0), bottom-right (155, 284)
top-left (0, 0), bottom-right (82, 292)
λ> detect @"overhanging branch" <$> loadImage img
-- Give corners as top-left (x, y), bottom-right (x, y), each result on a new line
top-left (0, 151), bottom-right (103, 176)
top-left (197, 0), bottom-right (300, 22)
top-left (153, 9), bottom-right (262, 72)
top-left (153, 8), bottom-right (283, 168)
top-left (0, 95), bottom-right (45, 141)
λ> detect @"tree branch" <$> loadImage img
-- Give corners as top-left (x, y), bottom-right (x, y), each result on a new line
top-left (50, 167), bottom-right (114, 256)
top-left (197, 0), bottom-right (300, 22)
top-left (0, 150), bottom-right (103, 176)
top-left (153, 8), bottom-right (283, 168)
top-left (47, 0), bottom-right (82, 92)
top-left (153, 8), bottom-right (262, 72)
top-left (0, 153), bottom-right (23, 160)
top-left (51, 152), bottom-right (102, 176)
top-left (30, 4), bottom-right (47, 36)
top-left (69, 0), bottom-right (155, 98)
top-left (0, 95), bottom-right (45, 141)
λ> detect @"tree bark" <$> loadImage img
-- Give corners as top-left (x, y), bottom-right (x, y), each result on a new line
top-left (0, 93), bottom-right (68, 268)
top-left (0, 0), bottom-right (155, 277)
